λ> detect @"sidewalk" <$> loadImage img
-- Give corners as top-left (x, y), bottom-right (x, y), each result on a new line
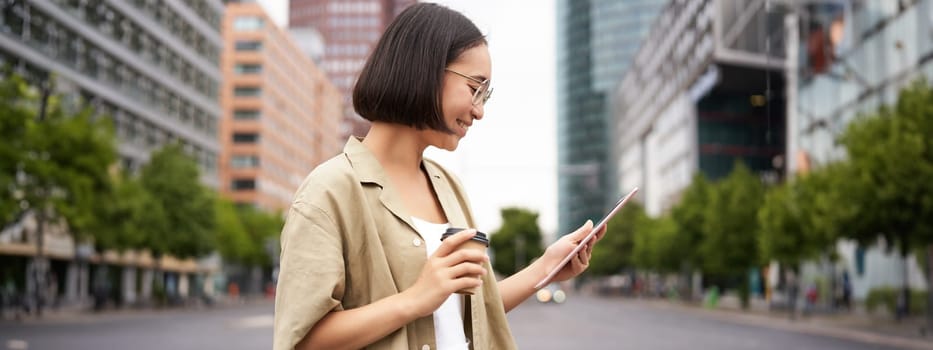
top-left (0, 296), bottom-right (274, 326)
top-left (641, 295), bottom-right (933, 350)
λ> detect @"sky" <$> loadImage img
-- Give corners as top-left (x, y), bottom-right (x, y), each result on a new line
top-left (257, 0), bottom-right (560, 239)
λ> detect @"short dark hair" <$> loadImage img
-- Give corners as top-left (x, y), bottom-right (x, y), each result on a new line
top-left (352, 3), bottom-right (486, 133)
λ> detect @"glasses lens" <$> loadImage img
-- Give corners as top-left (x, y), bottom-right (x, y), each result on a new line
top-left (473, 82), bottom-right (490, 105)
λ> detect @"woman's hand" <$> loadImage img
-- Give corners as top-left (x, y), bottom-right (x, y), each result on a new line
top-left (538, 220), bottom-right (605, 283)
top-left (403, 229), bottom-right (488, 317)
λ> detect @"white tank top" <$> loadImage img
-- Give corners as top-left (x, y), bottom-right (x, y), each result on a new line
top-left (411, 217), bottom-right (469, 350)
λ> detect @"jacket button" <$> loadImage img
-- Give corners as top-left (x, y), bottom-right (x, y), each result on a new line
top-left (412, 238), bottom-right (422, 247)
top-left (421, 345), bottom-right (430, 350)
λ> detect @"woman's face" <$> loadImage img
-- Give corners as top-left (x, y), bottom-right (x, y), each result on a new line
top-left (426, 44), bottom-right (492, 151)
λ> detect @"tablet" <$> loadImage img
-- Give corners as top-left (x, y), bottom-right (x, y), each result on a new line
top-left (533, 187), bottom-right (639, 289)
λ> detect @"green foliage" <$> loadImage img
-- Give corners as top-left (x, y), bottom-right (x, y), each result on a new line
top-left (0, 74), bottom-right (31, 224)
top-left (669, 174), bottom-right (712, 270)
top-left (214, 199), bottom-right (252, 264)
top-left (0, 72), bottom-right (116, 242)
top-left (214, 200), bottom-right (283, 267)
top-left (93, 173), bottom-right (166, 252)
top-left (632, 214), bottom-right (681, 273)
top-left (699, 162), bottom-right (764, 281)
top-left (758, 168), bottom-right (840, 268)
top-left (835, 79), bottom-right (933, 255)
top-left (139, 144), bottom-right (215, 259)
top-left (239, 206), bottom-right (284, 267)
top-left (489, 207), bottom-right (544, 276)
top-left (587, 202), bottom-right (644, 276)
top-left (865, 287), bottom-right (927, 315)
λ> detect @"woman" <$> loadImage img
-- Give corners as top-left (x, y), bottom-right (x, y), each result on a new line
top-left (274, 3), bottom-right (603, 350)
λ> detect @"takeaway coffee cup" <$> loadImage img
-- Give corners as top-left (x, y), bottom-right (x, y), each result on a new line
top-left (440, 228), bottom-right (489, 295)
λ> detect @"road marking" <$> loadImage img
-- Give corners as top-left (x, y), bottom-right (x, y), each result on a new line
top-left (229, 315), bottom-right (273, 329)
top-left (6, 340), bottom-right (28, 350)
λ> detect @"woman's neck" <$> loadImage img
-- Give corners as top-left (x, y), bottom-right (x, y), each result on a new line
top-left (361, 122), bottom-right (428, 175)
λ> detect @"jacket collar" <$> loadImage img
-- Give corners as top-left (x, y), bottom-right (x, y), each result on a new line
top-left (342, 137), bottom-right (469, 231)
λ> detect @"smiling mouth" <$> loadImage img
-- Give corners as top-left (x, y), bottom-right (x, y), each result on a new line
top-left (456, 119), bottom-right (470, 130)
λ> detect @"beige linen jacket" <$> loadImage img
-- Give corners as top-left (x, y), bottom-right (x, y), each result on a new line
top-left (273, 138), bottom-right (517, 350)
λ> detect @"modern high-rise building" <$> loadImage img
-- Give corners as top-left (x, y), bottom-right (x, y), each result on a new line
top-left (556, 0), bottom-right (664, 234)
top-left (0, 0), bottom-right (224, 186)
top-left (222, 2), bottom-right (343, 212)
top-left (611, 0), bottom-right (787, 216)
top-left (288, 0), bottom-right (416, 139)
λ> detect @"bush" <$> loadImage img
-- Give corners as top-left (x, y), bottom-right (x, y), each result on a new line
top-left (865, 287), bottom-right (927, 315)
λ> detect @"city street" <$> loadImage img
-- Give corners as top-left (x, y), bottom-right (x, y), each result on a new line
top-left (508, 294), bottom-right (920, 350)
top-left (2, 294), bottom-right (928, 349)
top-left (0, 302), bottom-right (273, 350)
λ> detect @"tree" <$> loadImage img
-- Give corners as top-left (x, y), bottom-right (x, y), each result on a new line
top-left (0, 74), bottom-right (31, 224)
top-left (834, 79), bottom-right (933, 318)
top-left (1, 72), bottom-right (116, 316)
top-left (699, 162), bottom-right (765, 308)
top-left (669, 174), bottom-right (714, 298)
top-left (489, 207), bottom-right (544, 276)
top-left (93, 172), bottom-right (166, 253)
top-left (670, 174), bottom-right (712, 270)
top-left (239, 206), bottom-right (284, 267)
top-left (587, 202), bottom-right (644, 276)
top-left (139, 144), bottom-right (215, 260)
top-left (758, 169), bottom-right (840, 270)
top-left (214, 198), bottom-right (252, 265)
top-left (632, 214), bottom-right (681, 273)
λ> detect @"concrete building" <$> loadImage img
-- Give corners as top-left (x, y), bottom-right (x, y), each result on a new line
top-left (221, 2), bottom-right (342, 212)
top-left (0, 0), bottom-right (224, 308)
top-left (556, 0), bottom-right (665, 235)
top-left (288, 0), bottom-right (415, 139)
top-left (611, 0), bottom-right (787, 217)
top-left (0, 0), bottom-right (223, 185)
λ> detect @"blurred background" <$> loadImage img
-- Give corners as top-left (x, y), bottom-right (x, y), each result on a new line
top-left (1, 0), bottom-right (932, 349)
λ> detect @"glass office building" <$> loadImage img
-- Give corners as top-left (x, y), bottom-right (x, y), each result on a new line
top-left (556, 0), bottom-right (664, 234)
top-left (790, 0), bottom-right (933, 299)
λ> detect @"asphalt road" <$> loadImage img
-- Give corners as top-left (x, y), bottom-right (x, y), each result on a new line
top-left (508, 294), bottom-right (902, 350)
top-left (0, 294), bottom-right (916, 349)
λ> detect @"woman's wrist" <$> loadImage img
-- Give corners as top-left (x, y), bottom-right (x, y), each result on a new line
top-left (396, 288), bottom-right (430, 319)
top-left (524, 258), bottom-right (550, 289)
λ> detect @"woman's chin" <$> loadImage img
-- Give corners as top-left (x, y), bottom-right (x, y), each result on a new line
top-left (439, 137), bottom-right (461, 151)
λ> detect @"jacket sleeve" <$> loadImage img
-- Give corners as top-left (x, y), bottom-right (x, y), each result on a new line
top-left (273, 201), bottom-right (346, 350)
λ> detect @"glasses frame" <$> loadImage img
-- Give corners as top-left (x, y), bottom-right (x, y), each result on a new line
top-left (444, 68), bottom-right (493, 105)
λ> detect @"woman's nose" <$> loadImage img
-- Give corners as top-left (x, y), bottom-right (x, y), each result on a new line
top-left (472, 102), bottom-right (485, 120)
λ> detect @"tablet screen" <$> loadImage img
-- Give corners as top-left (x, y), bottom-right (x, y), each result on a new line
top-left (533, 187), bottom-right (639, 289)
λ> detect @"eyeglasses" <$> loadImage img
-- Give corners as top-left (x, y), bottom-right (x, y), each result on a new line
top-left (445, 68), bottom-right (493, 106)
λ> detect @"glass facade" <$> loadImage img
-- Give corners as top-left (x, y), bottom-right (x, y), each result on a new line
top-left (794, 0), bottom-right (933, 167)
top-left (556, 0), bottom-right (664, 234)
top-left (289, 0), bottom-right (416, 139)
top-left (791, 0), bottom-right (933, 300)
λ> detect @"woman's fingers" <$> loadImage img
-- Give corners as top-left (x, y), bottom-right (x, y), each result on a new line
top-left (447, 262), bottom-right (487, 279)
top-left (439, 248), bottom-right (488, 267)
top-left (433, 229), bottom-right (477, 258)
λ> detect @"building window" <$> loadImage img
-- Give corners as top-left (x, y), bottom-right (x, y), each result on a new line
top-left (231, 155), bottom-right (260, 168)
top-left (233, 16), bottom-right (264, 31)
top-left (234, 86), bottom-right (261, 97)
top-left (233, 109), bottom-right (260, 120)
top-left (233, 133), bottom-right (259, 143)
top-left (231, 179), bottom-right (256, 190)
top-left (235, 40), bottom-right (262, 51)
top-left (234, 63), bottom-right (262, 74)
